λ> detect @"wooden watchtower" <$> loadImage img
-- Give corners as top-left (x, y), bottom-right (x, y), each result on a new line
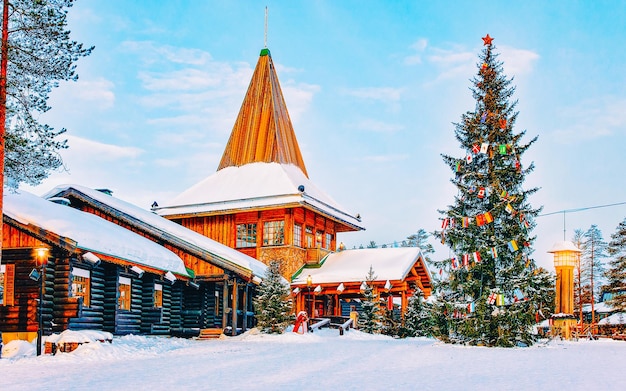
top-left (154, 48), bottom-right (364, 279)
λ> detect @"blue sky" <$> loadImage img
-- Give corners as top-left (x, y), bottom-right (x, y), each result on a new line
top-left (26, 0), bottom-right (626, 270)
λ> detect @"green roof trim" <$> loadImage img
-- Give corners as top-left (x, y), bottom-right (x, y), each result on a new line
top-left (185, 267), bottom-right (195, 279)
top-left (260, 48), bottom-right (270, 57)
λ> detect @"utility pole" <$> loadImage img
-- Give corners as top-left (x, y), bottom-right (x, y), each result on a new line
top-left (0, 0), bottom-right (9, 265)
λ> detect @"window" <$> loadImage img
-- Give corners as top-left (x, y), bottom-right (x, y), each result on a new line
top-left (0, 264), bottom-right (15, 306)
top-left (293, 224), bottom-right (302, 247)
top-left (0, 264), bottom-right (4, 305)
top-left (118, 276), bottom-right (131, 310)
top-left (154, 283), bottom-right (163, 308)
top-left (325, 233), bottom-right (333, 250)
top-left (263, 221), bottom-right (285, 246)
top-left (316, 231), bottom-right (324, 248)
top-left (71, 267), bottom-right (91, 307)
top-left (236, 223), bottom-right (257, 248)
top-left (305, 226), bottom-right (314, 248)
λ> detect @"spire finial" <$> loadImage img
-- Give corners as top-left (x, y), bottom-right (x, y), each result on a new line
top-left (264, 6), bottom-right (268, 48)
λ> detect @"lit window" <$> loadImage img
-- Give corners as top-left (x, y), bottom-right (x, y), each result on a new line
top-left (263, 221), bottom-right (285, 246)
top-left (305, 226), bottom-right (314, 248)
top-left (71, 267), bottom-right (91, 307)
top-left (154, 283), bottom-right (163, 308)
top-left (325, 233), bottom-right (333, 250)
top-left (316, 231), bottom-right (323, 248)
top-left (236, 223), bottom-right (257, 248)
top-left (293, 225), bottom-right (302, 247)
top-left (0, 264), bottom-right (5, 305)
top-left (1, 264), bottom-right (15, 306)
top-left (118, 276), bottom-right (131, 310)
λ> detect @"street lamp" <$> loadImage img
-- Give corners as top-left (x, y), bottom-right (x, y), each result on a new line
top-left (548, 241), bottom-right (580, 340)
top-left (30, 247), bottom-right (49, 356)
top-left (306, 275), bottom-right (312, 317)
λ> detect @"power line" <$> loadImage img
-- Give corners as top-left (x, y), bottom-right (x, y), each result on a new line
top-left (539, 201), bottom-right (626, 217)
top-left (538, 201), bottom-right (626, 240)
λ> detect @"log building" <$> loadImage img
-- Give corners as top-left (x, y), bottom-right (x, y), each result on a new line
top-left (154, 48), bottom-right (364, 280)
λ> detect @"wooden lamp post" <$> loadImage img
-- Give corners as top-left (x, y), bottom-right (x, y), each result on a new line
top-left (548, 241), bottom-right (580, 339)
top-left (30, 247), bottom-right (49, 356)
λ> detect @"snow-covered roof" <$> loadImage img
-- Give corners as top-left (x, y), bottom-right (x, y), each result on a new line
top-left (598, 312), bottom-right (626, 325)
top-left (291, 247), bottom-right (427, 285)
top-left (4, 190), bottom-right (189, 276)
top-left (153, 162), bottom-right (364, 231)
top-left (582, 301), bottom-right (614, 313)
top-left (43, 184), bottom-right (268, 280)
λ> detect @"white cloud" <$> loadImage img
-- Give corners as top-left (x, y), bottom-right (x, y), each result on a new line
top-left (551, 97), bottom-right (626, 142)
top-left (282, 82), bottom-right (321, 123)
top-left (404, 38), bottom-right (428, 65)
top-left (498, 46), bottom-right (540, 75)
top-left (121, 41), bottom-right (213, 66)
top-left (65, 135), bottom-right (144, 159)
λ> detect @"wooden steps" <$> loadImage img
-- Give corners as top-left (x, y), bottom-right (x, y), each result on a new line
top-left (197, 328), bottom-right (224, 340)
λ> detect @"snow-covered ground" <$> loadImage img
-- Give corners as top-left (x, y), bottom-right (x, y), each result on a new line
top-left (2, 329), bottom-right (625, 390)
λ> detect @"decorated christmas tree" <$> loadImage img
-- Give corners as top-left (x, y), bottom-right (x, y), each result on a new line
top-left (434, 35), bottom-right (553, 347)
top-left (253, 260), bottom-right (293, 334)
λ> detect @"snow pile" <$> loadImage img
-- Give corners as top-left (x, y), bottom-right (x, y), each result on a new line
top-left (2, 329), bottom-right (626, 390)
top-left (1, 340), bottom-right (35, 359)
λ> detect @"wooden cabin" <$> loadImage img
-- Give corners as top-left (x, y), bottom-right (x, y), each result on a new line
top-left (0, 190), bottom-right (190, 345)
top-left (154, 48), bottom-right (364, 280)
top-left (44, 184), bottom-right (270, 336)
top-left (290, 248), bottom-right (432, 319)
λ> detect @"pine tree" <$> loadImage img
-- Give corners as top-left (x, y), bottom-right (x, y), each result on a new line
top-left (580, 225), bottom-right (607, 304)
top-left (404, 228), bottom-right (435, 263)
top-left (2, 0), bottom-right (93, 187)
top-left (605, 218), bottom-right (626, 312)
top-left (359, 265), bottom-right (383, 334)
top-left (572, 229), bottom-right (586, 321)
top-left (434, 35), bottom-right (552, 347)
top-left (253, 260), bottom-right (293, 334)
top-left (400, 290), bottom-right (435, 338)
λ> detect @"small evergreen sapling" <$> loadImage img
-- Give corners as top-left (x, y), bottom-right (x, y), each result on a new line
top-left (359, 265), bottom-right (384, 334)
top-left (253, 260), bottom-right (293, 334)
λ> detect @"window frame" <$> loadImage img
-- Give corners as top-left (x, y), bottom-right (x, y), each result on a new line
top-left (71, 266), bottom-right (91, 307)
top-left (154, 282), bottom-right (163, 308)
top-left (236, 223), bottom-right (258, 248)
top-left (118, 276), bottom-right (132, 311)
top-left (263, 220), bottom-right (285, 246)
top-left (293, 224), bottom-right (302, 248)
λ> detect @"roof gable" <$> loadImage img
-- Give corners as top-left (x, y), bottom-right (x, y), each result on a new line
top-left (218, 48), bottom-right (308, 176)
top-left (155, 162), bottom-right (363, 231)
top-left (291, 247), bottom-right (431, 286)
top-left (4, 190), bottom-right (189, 277)
top-left (44, 184), bottom-right (269, 280)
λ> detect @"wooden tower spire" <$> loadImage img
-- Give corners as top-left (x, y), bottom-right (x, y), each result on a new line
top-left (217, 49), bottom-right (308, 177)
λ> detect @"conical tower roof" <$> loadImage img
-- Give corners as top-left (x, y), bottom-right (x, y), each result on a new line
top-left (218, 48), bottom-right (308, 177)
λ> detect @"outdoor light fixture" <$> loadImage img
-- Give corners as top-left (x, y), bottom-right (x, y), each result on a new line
top-left (130, 266), bottom-right (145, 278)
top-left (29, 268), bottom-right (41, 281)
top-left (164, 271), bottom-right (177, 283)
top-left (338, 242), bottom-right (346, 251)
top-left (81, 252), bottom-right (100, 266)
top-left (306, 274), bottom-right (312, 287)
